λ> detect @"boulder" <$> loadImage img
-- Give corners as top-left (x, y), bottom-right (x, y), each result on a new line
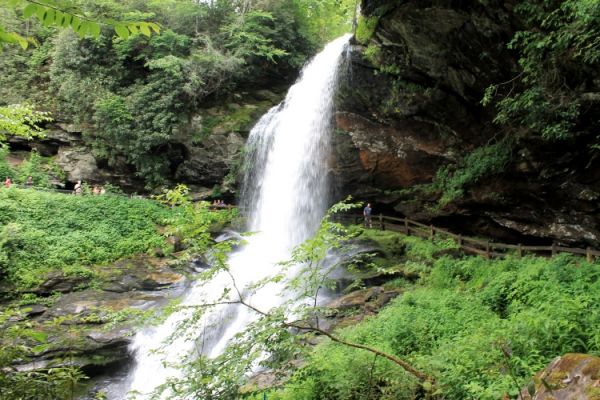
top-left (56, 146), bottom-right (99, 182)
top-left (521, 353), bottom-right (600, 400)
top-left (32, 270), bottom-right (88, 295)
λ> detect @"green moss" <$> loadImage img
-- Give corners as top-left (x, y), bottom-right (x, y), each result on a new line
top-left (355, 15), bottom-right (379, 45)
top-left (195, 100), bottom-right (276, 143)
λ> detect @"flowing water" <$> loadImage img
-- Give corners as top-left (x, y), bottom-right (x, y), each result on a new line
top-left (118, 34), bottom-right (351, 399)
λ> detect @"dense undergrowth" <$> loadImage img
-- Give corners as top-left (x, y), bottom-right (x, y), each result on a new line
top-left (0, 187), bottom-right (171, 289)
top-left (252, 229), bottom-right (600, 400)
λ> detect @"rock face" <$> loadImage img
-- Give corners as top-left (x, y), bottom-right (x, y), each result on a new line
top-left (2, 255), bottom-right (187, 374)
top-left (521, 353), bottom-right (600, 400)
top-left (333, 0), bottom-right (600, 246)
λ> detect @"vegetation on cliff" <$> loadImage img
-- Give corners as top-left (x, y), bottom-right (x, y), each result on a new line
top-left (348, 0), bottom-right (600, 227)
top-left (0, 0), bottom-right (356, 186)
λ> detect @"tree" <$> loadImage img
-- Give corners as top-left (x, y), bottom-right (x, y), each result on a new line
top-left (144, 198), bottom-right (432, 399)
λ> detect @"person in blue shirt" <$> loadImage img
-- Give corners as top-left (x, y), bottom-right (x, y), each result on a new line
top-left (363, 203), bottom-right (372, 228)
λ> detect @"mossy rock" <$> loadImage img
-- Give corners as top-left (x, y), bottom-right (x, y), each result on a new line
top-left (521, 353), bottom-right (600, 400)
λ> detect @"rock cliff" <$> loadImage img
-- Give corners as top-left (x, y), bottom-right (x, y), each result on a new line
top-left (333, 0), bottom-right (600, 246)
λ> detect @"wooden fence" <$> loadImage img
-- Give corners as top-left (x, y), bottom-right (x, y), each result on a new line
top-left (334, 214), bottom-right (600, 263)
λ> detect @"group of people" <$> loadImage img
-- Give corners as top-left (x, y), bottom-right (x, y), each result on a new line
top-left (73, 180), bottom-right (105, 196)
top-left (211, 199), bottom-right (227, 207)
top-left (4, 176), bottom-right (34, 189)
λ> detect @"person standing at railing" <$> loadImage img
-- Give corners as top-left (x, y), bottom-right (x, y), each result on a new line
top-left (363, 203), bottom-right (373, 228)
top-left (4, 177), bottom-right (12, 189)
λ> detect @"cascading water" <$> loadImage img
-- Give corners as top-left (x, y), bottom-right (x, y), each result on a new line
top-left (119, 34), bottom-right (351, 399)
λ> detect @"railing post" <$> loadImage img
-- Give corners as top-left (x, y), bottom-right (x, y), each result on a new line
top-left (517, 243), bottom-right (523, 258)
top-left (457, 234), bottom-right (463, 247)
top-left (379, 214), bottom-right (385, 230)
top-left (404, 218), bottom-right (410, 236)
top-left (485, 240), bottom-right (491, 259)
top-left (430, 225), bottom-right (434, 240)
top-left (587, 247), bottom-right (594, 263)
top-left (551, 242), bottom-right (557, 256)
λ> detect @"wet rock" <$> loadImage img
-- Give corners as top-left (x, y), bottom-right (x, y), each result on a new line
top-left (327, 287), bottom-right (383, 310)
top-left (327, 286), bottom-right (401, 311)
top-left (175, 131), bottom-right (244, 187)
top-left (21, 304), bottom-right (48, 318)
top-left (45, 290), bottom-right (166, 322)
top-left (32, 271), bottom-right (87, 295)
top-left (56, 146), bottom-right (99, 182)
top-left (521, 353), bottom-right (600, 400)
top-left (100, 255), bottom-right (186, 293)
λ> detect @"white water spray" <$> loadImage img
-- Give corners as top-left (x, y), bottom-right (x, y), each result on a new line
top-left (121, 34), bottom-right (351, 399)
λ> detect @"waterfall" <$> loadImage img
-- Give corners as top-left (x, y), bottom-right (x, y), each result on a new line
top-left (120, 34), bottom-right (351, 399)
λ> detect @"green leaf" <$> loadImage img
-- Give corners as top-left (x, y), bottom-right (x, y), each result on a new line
top-left (70, 16), bottom-right (81, 32)
top-left (32, 344), bottom-right (49, 353)
top-left (114, 25), bottom-right (130, 39)
top-left (23, 3), bottom-right (38, 19)
top-left (42, 9), bottom-right (55, 27)
top-left (148, 22), bottom-right (161, 34)
top-left (88, 22), bottom-right (101, 37)
top-left (127, 24), bottom-right (138, 34)
top-left (61, 14), bottom-right (72, 28)
top-left (54, 10), bottom-right (64, 26)
top-left (139, 23), bottom-right (151, 37)
top-left (25, 331), bottom-right (48, 343)
top-left (35, 4), bottom-right (46, 21)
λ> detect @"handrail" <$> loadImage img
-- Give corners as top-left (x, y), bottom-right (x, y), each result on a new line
top-left (338, 213), bottom-right (599, 262)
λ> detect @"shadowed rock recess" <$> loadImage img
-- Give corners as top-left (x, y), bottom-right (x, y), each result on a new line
top-left (332, 0), bottom-right (600, 246)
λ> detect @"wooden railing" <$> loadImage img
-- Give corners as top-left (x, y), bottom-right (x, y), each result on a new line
top-left (334, 214), bottom-right (600, 262)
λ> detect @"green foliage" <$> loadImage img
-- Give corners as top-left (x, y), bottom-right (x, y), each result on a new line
top-left (154, 184), bottom-right (237, 254)
top-left (432, 139), bottom-right (513, 206)
top-left (484, 0), bottom-right (600, 143)
top-left (221, 11), bottom-right (287, 63)
top-left (148, 200), bottom-right (431, 399)
top-left (15, 151), bottom-right (51, 187)
top-left (0, 0), bottom-right (355, 186)
top-left (292, 0), bottom-right (356, 45)
top-left (0, 188), bottom-right (171, 288)
top-left (355, 15), bottom-right (378, 45)
top-left (0, 148), bottom-right (64, 187)
top-left (0, 147), bottom-right (15, 180)
top-left (0, 307), bottom-right (87, 400)
top-left (265, 233), bottom-right (600, 400)
top-left (0, 0), bottom-right (160, 51)
top-left (0, 103), bottom-right (51, 141)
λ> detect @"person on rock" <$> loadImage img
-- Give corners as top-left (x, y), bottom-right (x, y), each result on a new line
top-left (4, 177), bottom-right (12, 189)
top-left (363, 203), bottom-right (373, 228)
top-left (26, 176), bottom-right (33, 188)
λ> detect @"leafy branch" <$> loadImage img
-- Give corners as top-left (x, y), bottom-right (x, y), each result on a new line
top-left (0, 0), bottom-right (161, 50)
